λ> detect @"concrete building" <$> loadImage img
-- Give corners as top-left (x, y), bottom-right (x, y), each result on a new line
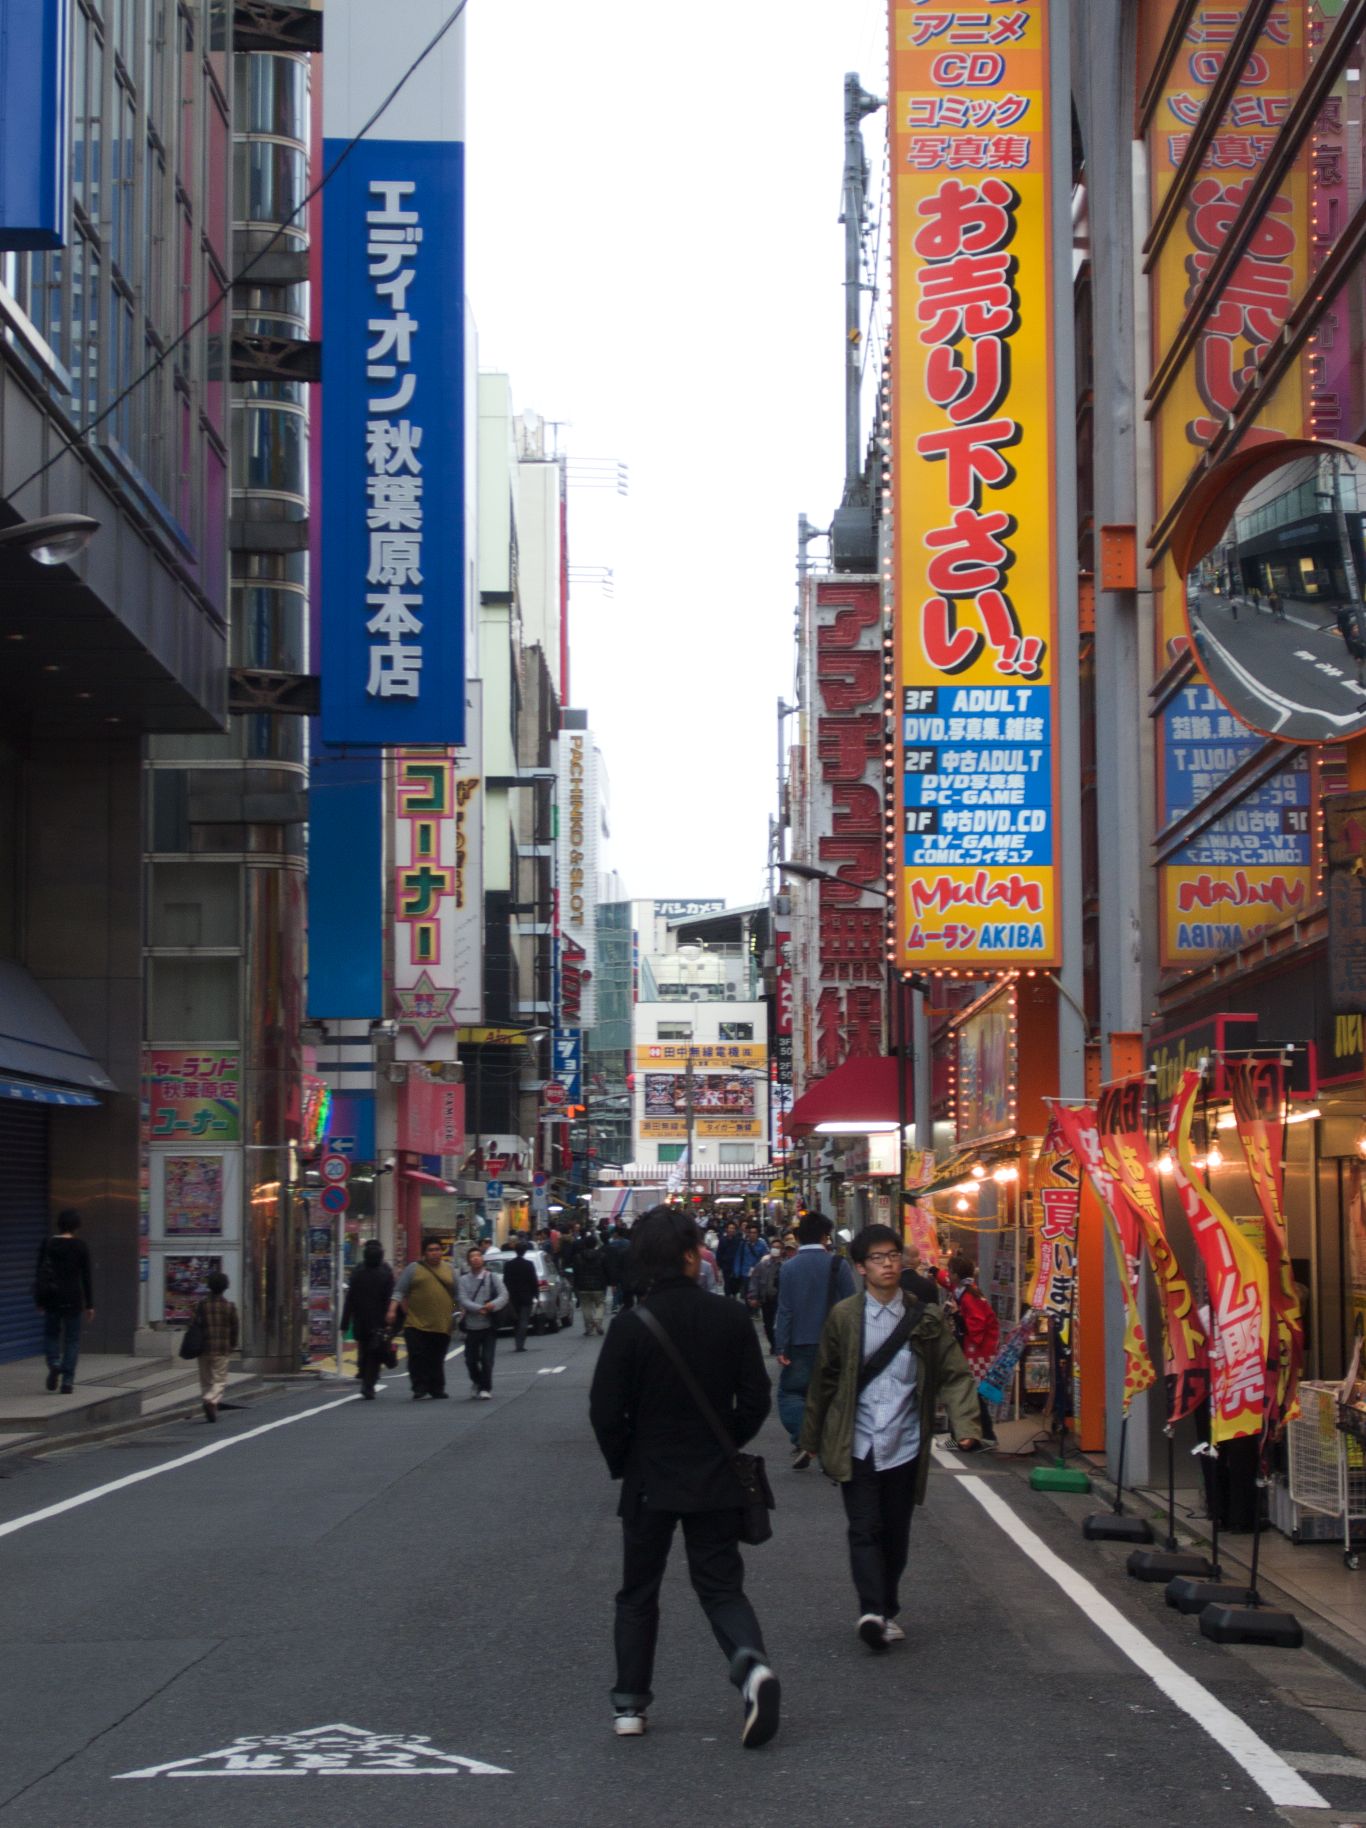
top-left (0, 1), bottom-right (233, 1361)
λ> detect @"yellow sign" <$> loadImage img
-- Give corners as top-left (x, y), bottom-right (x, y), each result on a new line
top-left (640, 1118), bottom-right (764, 1140)
top-left (634, 1043), bottom-right (767, 1071)
top-left (891, 1), bottom-right (1060, 970)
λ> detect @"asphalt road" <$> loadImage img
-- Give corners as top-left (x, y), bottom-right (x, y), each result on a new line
top-left (1190, 589), bottom-right (1366, 739)
top-left (3, 1322), bottom-right (1366, 1827)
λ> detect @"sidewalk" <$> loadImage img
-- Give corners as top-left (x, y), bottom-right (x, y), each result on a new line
top-left (0, 1337), bottom-right (268, 1453)
top-left (1000, 1430), bottom-right (1366, 1687)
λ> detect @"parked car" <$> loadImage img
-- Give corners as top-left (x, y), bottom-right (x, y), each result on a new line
top-left (483, 1247), bottom-right (574, 1333)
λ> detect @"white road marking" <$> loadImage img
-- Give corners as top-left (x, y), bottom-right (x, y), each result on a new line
top-left (444, 1344), bottom-right (466, 1361)
top-left (931, 1440), bottom-right (964, 1473)
top-left (114, 1723), bottom-right (510, 1779)
top-left (0, 1390), bottom-right (372, 1544)
top-left (536, 1366), bottom-right (566, 1376)
top-left (957, 1475), bottom-right (1329, 1811)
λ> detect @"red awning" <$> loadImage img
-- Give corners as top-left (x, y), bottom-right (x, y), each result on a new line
top-left (784, 1056), bottom-right (902, 1137)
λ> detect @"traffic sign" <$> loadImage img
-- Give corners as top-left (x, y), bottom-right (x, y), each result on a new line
top-left (320, 1184), bottom-right (350, 1214)
top-left (485, 1180), bottom-right (504, 1201)
top-left (532, 1170), bottom-right (547, 1189)
top-left (320, 1153), bottom-right (351, 1184)
top-left (542, 1081), bottom-right (568, 1107)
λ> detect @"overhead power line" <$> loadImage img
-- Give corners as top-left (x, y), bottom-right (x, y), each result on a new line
top-left (9, 0), bottom-right (473, 505)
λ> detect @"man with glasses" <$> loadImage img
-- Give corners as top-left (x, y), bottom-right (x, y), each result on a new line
top-left (799, 1224), bottom-right (982, 1651)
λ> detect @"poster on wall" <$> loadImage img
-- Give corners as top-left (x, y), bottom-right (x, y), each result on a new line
top-left (643, 1073), bottom-right (757, 1117)
top-left (163, 1156), bottom-right (224, 1237)
top-left (957, 1007), bottom-right (1012, 1140)
top-left (150, 1151), bottom-right (241, 1244)
top-left (891, 0), bottom-right (1061, 970)
top-left (163, 1255), bottom-right (223, 1326)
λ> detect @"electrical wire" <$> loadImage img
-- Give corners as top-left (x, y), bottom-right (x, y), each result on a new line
top-left (8, 0), bottom-right (473, 505)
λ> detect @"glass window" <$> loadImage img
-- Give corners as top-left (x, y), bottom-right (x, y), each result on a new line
top-left (656, 1022), bottom-right (691, 1040)
top-left (149, 862), bottom-right (241, 945)
top-left (719, 1022), bottom-right (754, 1041)
top-left (656, 1145), bottom-right (685, 1164)
top-left (148, 956), bottom-right (240, 1042)
top-left (718, 1146), bottom-right (755, 1165)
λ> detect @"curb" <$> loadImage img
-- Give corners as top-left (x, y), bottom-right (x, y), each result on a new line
top-left (0, 1376), bottom-right (283, 1463)
top-left (1001, 1448), bottom-right (1366, 1693)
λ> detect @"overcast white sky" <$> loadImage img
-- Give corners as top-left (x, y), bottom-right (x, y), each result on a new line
top-left (465, 0), bottom-right (889, 908)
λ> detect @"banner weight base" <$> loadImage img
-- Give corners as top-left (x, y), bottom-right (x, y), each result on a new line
top-left (1030, 1466), bottom-right (1091, 1494)
top-left (1127, 1549), bottom-right (1213, 1583)
top-left (1199, 1603), bottom-right (1303, 1648)
top-left (1083, 1513), bottom-right (1153, 1544)
top-left (1165, 1577), bottom-right (1251, 1614)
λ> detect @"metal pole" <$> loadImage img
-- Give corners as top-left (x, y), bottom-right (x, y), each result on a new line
top-left (685, 1045), bottom-right (695, 1206)
top-left (840, 74), bottom-right (881, 493)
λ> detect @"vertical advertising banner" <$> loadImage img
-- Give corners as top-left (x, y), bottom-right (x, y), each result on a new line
top-left (556, 729), bottom-right (599, 1028)
top-left (1028, 1117), bottom-right (1078, 1321)
top-left (322, 0), bottom-right (466, 745)
top-left (811, 579), bottom-right (886, 1070)
top-left (1226, 1057), bottom-right (1304, 1427)
top-left (1096, 1077), bottom-right (1209, 1421)
top-left (891, 0), bottom-right (1060, 970)
top-left (1168, 1070), bottom-right (1270, 1444)
top-left (392, 686), bottom-right (483, 1061)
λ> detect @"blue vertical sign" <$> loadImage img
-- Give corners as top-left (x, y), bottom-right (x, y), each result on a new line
top-left (322, 3), bottom-right (466, 746)
top-left (0, 0), bottom-right (69, 250)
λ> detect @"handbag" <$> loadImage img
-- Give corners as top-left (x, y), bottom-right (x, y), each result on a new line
top-left (634, 1307), bottom-right (775, 1546)
top-left (179, 1303), bottom-right (206, 1360)
top-left (374, 1328), bottom-right (399, 1370)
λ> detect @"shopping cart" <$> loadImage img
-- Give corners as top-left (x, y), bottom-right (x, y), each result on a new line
top-left (1286, 1381), bottom-right (1366, 1569)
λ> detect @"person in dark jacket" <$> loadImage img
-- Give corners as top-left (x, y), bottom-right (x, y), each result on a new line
top-left (34, 1210), bottom-right (94, 1393)
top-left (502, 1237), bottom-right (539, 1351)
top-left (604, 1227), bottom-right (634, 1312)
top-left (589, 1207), bottom-right (780, 1750)
top-left (570, 1233), bottom-right (609, 1335)
top-left (340, 1239), bottom-right (395, 1399)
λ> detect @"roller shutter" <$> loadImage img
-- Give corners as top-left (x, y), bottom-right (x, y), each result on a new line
top-left (0, 1103), bottom-right (48, 1362)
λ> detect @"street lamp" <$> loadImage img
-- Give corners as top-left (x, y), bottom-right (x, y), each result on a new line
top-left (0, 513), bottom-right (100, 566)
top-left (778, 861), bottom-right (927, 1231)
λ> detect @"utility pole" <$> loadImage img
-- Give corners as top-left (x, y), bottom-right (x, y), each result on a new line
top-left (832, 73), bottom-right (883, 572)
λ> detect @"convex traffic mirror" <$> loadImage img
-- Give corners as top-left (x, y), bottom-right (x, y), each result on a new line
top-left (1184, 445), bottom-right (1366, 743)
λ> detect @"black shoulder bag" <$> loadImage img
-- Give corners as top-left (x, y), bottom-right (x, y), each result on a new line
top-left (856, 1298), bottom-right (925, 1393)
top-left (634, 1308), bottom-right (775, 1546)
top-left (179, 1300), bottom-right (207, 1360)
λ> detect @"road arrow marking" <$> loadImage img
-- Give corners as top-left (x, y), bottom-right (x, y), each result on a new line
top-left (114, 1723), bottom-right (511, 1779)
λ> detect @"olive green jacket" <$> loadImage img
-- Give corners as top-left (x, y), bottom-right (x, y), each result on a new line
top-left (798, 1291), bottom-right (982, 1497)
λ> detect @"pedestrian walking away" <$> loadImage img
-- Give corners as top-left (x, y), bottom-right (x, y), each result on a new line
top-left (748, 1238), bottom-right (789, 1352)
top-left (33, 1209), bottom-right (94, 1393)
top-left (774, 1210), bottom-right (855, 1464)
top-left (800, 1224), bottom-right (982, 1651)
top-left (589, 1206), bottom-right (780, 1749)
top-left (341, 1239), bottom-right (395, 1398)
top-left (192, 1270), bottom-right (240, 1422)
top-left (458, 1245), bottom-right (508, 1397)
top-left (571, 1230), bottom-right (609, 1334)
top-left (941, 1251), bottom-right (1001, 1444)
top-left (503, 1235), bottom-right (539, 1351)
top-left (387, 1235), bottom-right (458, 1399)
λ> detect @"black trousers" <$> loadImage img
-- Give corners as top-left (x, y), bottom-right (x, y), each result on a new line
top-left (356, 1337), bottom-right (385, 1393)
top-left (612, 1503), bottom-right (766, 1711)
top-left (841, 1453), bottom-right (920, 1620)
top-left (465, 1326), bottom-right (497, 1391)
top-left (512, 1302), bottom-right (533, 1350)
top-left (404, 1327), bottom-right (449, 1396)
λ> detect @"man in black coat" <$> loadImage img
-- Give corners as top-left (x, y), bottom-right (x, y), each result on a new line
top-left (34, 1209), bottom-right (94, 1393)
top-left (502, 1237), bottom-right (539, 1351)
top-left (340, 1240), bottom-right (395, 1398)
top-left (589, 1207), bottom-right (780, 1749)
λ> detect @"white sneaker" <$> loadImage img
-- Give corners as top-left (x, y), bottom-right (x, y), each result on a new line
top-left (476, 1390), bottom-right (492, 1401)
top-left (858, 1613), bottom-right (889, 1652)
top-left (613, 1712), bottom-right (647, 1737)
top-left (740, 1664), bottom-right (781, 1749)
top-left (882, 1620), bottom-right (906, 1644)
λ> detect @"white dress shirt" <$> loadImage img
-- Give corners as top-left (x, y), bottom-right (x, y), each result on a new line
top-left (852, 1293), bottom-right (921, 1471)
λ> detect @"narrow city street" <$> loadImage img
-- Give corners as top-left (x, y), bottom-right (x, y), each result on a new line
top-left (1, 1331), bottom-right (1365, 1828)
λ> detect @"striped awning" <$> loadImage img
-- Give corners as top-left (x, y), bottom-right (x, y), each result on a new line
top-left (603, 1163), bottom-right (776, 1185)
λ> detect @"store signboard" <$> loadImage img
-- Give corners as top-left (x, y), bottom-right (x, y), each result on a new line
top-left (1159, 682), bottom-right (1311, 964)
top-left (321, 0), bottom-right (466, 745)
top-left (809, 578), bottom-right (886, 1067)
top-left (553, 1029), bottom-right (583, 1104)
top-left (396, 1068), bottom-right (464, 1154)
top-left (0, 0), bottom-right (69, 249)
top-left (643, 1073), bottom-right (757, 1117)
top-left (145, 1049), bottom-right (241, 1144)
top-left (640, 1117), bottom-right (763, 1140)
top-left (637, 1042), bottom-right (767, 1071)
top-left (891, 0), bottom-right (1061, 969)
top-left (392, 686), bottom-right (483, 1059)
top-left (556, 729), bottom-right (598, 1026)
